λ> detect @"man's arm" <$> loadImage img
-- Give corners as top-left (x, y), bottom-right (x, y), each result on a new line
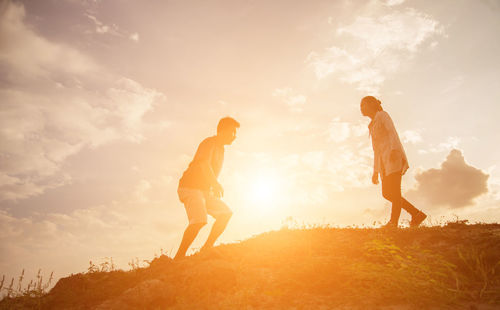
top-left (201, 163), bottom-right (223, 197)
top-left (194, 139), bottom-right (223, 196)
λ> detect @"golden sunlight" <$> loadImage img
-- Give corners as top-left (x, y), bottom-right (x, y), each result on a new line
top-left (247, 172), bottom-right (283, 211)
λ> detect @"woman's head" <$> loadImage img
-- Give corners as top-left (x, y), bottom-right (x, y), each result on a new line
top-left (360, 96), bottom-right (383, 118)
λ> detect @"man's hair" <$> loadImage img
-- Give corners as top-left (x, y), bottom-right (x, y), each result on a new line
top-left (217, 117), bottom-right (240, 134)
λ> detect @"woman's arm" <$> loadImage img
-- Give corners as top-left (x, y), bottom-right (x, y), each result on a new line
top-left (381, 112), bottom-right (404, 159)
top-left (370, 126), bottom-right (380, 184)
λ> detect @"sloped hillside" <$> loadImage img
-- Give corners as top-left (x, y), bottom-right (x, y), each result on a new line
top-left (2, 222), bottom-right (500, 309)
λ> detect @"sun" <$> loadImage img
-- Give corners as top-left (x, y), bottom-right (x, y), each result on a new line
top-left (252, 177), bottom-right (277, 202)
top-left (248, 172), bottom-right (282, 210)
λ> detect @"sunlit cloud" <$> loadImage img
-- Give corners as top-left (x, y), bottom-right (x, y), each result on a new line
top-left (401, 130), bottom-right (423, 144)
top-left (272, 87), bottom-right (307, 113)
top-left (328, 118), bottom-right (368, 143)
top-left (86, 13), bottom-right (113, 34)
top-left (0, 175), bottom-right (184, 287)
top-left (384, 0), bottom-right (406, 6)
top-left (0, 2), bottom-right (97, 78)
top-left (85, 11), bottom-right (139, 42)
top-left (307, 4), bottom-right (444, 94)
top-left (408, 149), bottom-right (489, 208)
top-left (0, 1), bottom-right (166, 201)
top-left (418, 136), bottom-right (461, 154)
top-left (134, 179), bottom-right (152, 203)
top-left (129, 32), bottom-right (140, 42)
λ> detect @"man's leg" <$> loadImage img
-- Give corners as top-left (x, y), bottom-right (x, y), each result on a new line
top-left (175, 188), bottom-right (208, 259)
top-left (175, 222), bottom-right (206, 259)
top-left (202, 213), bottom-right (232, 249)
top-left (202, 193), bottom-right (233, 250)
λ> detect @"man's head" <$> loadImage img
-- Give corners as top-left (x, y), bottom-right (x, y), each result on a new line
top-left (217, 117), bottom-right (240, 145)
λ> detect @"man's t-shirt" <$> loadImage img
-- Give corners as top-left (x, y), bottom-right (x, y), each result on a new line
top-left (178, 136), bottom-right (224, 191)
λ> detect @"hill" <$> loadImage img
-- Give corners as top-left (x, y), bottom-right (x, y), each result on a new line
top-left (1, 222), bottom-right (500, 309)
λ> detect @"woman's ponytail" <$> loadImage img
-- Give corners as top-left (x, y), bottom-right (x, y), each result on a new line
top-left (361, 96), bottom-right (383, 111)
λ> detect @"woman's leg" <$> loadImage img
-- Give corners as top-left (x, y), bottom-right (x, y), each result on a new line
top-left (401, 198), bottom-right (419, 216)
top-left (383, 174), bottom-right (426, 227)
top-left (402, 198), bottom-right (427, 227)
top-left (381, 173), bottom-right (403, 224)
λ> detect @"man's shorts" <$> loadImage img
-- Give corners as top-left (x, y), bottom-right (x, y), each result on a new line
top-left (177, 187), bottom-right (232, 225)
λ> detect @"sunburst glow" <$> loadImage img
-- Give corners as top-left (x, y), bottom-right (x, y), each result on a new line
top-left (252, 177), bottom-right (277, 202)
top-left (247, 172), bottom-right (284, 212)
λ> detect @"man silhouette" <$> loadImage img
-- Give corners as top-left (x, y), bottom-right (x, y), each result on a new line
top-left (174, 117), bottom-right (240, 259)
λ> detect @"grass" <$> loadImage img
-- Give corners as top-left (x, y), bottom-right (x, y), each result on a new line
top-left (0, 269), bottom-right (54, 309)
top-left (1, 221), bottom-right (500, 309)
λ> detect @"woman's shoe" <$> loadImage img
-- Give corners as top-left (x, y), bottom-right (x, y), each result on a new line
top-left (410, 211), bottom-right (427, 228)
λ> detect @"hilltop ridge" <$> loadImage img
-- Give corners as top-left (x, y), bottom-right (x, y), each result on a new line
top-left (2, 222), bottom-right (500, 309)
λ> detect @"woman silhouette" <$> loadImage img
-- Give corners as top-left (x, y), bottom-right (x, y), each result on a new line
top-left (360, 96), bottom-right (427, 228)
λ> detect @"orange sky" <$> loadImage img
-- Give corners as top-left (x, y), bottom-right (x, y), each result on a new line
top-left (1, 0), bottom-right (500, 288)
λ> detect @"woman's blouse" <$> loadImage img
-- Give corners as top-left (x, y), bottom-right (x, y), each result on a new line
top-left (368, 110), bottom-right (409, 178)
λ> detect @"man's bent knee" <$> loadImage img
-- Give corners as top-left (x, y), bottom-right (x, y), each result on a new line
top-left (217, 212), bottom-right (232, 222)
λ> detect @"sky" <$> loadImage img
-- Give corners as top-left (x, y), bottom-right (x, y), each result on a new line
top-left (1, 0), bottom-right (500, 288)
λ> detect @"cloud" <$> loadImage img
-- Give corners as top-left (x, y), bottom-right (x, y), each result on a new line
top-left (0, 1), bottom-right (166, 201)
top-left (401, 129), bottom-right (422, 144)
top-left (0, 2), bottom-right (97, 79)
top-left (272, 87), bottom-right (307, 112)
top-left (129, 32), bottom-right (139, 42)
top-left (85, 13), bottom-right (114, 34)
top-left (336, 9), bottom-right (440, 54)
top-left (328, 118), bottom-right (368, 143)
top-left (134, 179), bottom-right (152, 203)
top-left (409, 149), bottom-right (489, 208)
top-left (85, 12), bottom-right (139, 42)
top-left (385, 0), bottom-right (406, 6)
top-left (328, 118), bottom-right (351, 143)
top-left (418, 136), bottom-right (460, 154)
top-left (307, 4), bottom-right (444, 94)
top-left (0, 175), bottom-right (184, 289)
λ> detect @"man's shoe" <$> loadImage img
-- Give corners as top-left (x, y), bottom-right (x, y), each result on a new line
top-left (410, 211), bottom-right (427, 228)
top-left (173, 254), bottom-right (188, 261)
